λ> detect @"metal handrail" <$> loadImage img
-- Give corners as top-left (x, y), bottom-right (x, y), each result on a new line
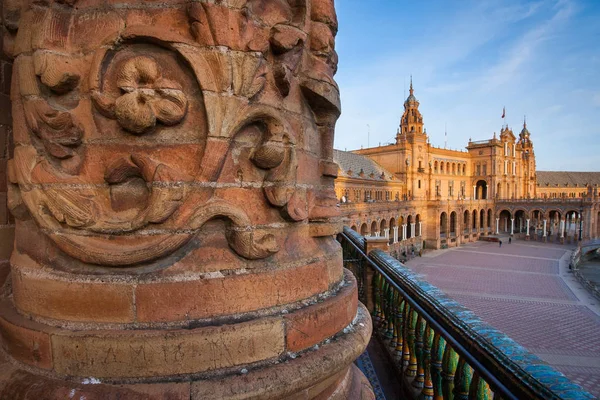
top-left (341, 230), bottom-right (519, 399)
top-left (339, 227), bottom-right (594, 400)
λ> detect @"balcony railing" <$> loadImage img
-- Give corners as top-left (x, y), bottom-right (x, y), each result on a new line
top-left (339, 227), bottom-right (593, 400)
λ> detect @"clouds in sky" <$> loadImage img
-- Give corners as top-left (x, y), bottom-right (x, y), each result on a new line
top-left (333, 0), bottom-right (600, 170)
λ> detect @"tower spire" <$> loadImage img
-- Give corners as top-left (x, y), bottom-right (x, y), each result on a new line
top-left (524, 115), bottom-right (527, 128)
top-left (409, 75), bottom-right (414, 96)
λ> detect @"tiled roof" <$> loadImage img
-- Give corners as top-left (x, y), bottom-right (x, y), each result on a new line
top-left (333, 149), bottom-right (396, 181)
top-left (537, 171), bottom-right (600, 187)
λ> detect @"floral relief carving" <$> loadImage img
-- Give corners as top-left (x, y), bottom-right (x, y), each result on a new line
top-left (92, 56), bottom-right (188, 134)
top-left (9, 0), bottom-right (342, 269)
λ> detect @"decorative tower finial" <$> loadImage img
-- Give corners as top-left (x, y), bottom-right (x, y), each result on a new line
top-left (409, 75), bottom-right (414, 95)
top-left (524, 115), bottom-right (527, 128)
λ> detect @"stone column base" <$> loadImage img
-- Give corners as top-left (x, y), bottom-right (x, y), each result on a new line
top-left (0, 304), bottom-right (374, 400)
top-left (0, 267), bottom-right (374, 400)
top-left (525, 235), bottom-right (530, 241)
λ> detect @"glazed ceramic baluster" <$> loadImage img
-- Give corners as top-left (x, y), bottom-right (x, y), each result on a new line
top-left (373, 271), bottom-right (382, 324)
top-left (420, 325), bottom-right (435, 400)
top-left (379, 279), bottom-right (389, 333)
top-left (412, 314), bottom-right (426, 389)
top-left (405, 308), bottom-right (419, 377)
top-left (390, 289), bottom-right (400, 348)
top-left (453, 357), bottom-right (473, 400)
top-left (431, 333), bottom-right (446, 400)
top-left (385, 282), bottom-right (395, 339)
top-left (442, 345), bottom-right (459, 399)
top-left (402, 302), bottom-right (412, 368)
top-left (395, 298), bottom-right (406, 357)
top-left (468, 372), bottom-right (493, 400)
top-left (358, 256), bottom-right (366, 303)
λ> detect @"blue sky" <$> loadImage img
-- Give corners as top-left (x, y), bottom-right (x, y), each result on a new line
top-left (333, 0), bottom-right (600, 171)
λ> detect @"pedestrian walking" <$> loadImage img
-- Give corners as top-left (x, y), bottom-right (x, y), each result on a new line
top-left (509, 237), bottom-right (512, 244)
top-left (499, 240), bottom-right (502, 248)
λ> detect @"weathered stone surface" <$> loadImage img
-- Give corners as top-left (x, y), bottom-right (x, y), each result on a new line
top-left (1, 370), bottom-right (191, 400)
top-left (190, 304), bottom-right (373, 400)
top-left (1, 0), bottom-right (372, 397)
top-left (51, 317), bottom-right (285, 378)
top-left (135, 258), bottom-right (339, 323)
top-left (7, 0), bottom-right (341, 269)
top-left (12, 259), bottom-right (135, 323)
top-left (0, 301), bottom-right (53, 370)
top-left (285, 270), bottom-right (358, 352)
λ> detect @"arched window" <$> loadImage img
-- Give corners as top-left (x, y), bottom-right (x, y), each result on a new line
top-left (450, 212), bottom-right (457, 235)
top-left (360, 223), bottom-right (368, 236)
top-left (440, 212), bottom-right (448, 237)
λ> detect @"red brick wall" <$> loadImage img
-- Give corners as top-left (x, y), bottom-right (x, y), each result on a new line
top-left (0, 0), bottom-right (15, 286)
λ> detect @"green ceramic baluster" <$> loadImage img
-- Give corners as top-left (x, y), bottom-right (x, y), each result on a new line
top-left (453, 357), bottom-right (473, 400)
top-left (405, 309), bottom-right (418, 377)
top-left (412, 314), bottom-right (426, 389)
top-left (395, 298), bottom-right (406, 358)
top-left (442, 345), bottom-right (459, 400)
top-left (385, 283), bottom-right (394, 338)
top-left (468, 372), bottom-right (493, 400)
top-left (372, 272), bottom-right (382, 323)
top-left (402, 303), bottom-right (411, 368)
top-left (391, 289), bottom-right (399, 348)
top-left (431, 333), bottom-right (446, 400)
top-left (419, 325), bottom-right (435, 400)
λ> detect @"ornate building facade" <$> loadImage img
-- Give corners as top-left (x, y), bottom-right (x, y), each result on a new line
top-left (334, 81), bottom-right (600, 252)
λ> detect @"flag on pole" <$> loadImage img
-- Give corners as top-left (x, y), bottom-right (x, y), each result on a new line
top-left (501, 107), bottom-right (505, 119)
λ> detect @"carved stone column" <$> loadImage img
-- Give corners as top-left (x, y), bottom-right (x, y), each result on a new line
top-left (0, 1), bottom-right (373, 398)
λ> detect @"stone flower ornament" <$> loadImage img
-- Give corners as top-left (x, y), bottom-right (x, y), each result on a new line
top-left (92, 56), bottom-right (188, 134)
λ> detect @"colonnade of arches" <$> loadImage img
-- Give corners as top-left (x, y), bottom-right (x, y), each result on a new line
top-left (440, 208), bottom-right (493, 237)
top-left (350, 214), bottom-right (423, 244)
top-left (348, 206), bottom-right (600, 245)
top-left (496, 208), bottom-right (587, 239)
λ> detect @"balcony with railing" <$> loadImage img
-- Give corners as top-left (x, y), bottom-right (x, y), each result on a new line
top-left (339, 227), bottom-right (594, 400)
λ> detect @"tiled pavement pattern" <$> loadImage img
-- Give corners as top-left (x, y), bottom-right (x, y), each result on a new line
top-left (409, 264), bottom-right (575, 301)
top-left (406, 240), bottom-right (600, 397)
top-left (431, 248), bottom-right (561, 274)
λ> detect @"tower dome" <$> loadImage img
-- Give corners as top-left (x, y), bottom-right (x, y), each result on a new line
top-left (404, 77), bottom-right (419, 106)
top-left (518, 117), bottom-right (533, 147)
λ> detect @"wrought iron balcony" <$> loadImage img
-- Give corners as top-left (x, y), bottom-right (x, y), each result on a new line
top-left (338, 227), bottom-right (593, 400)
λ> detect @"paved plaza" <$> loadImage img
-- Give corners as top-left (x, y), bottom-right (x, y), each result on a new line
top-left (405, 239), bottom-right (600, 397)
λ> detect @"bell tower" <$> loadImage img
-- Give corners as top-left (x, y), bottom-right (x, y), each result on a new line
top-left (518, 117), bottom-right (536, 198)
top-left (396, 77), bottom-right (425, 144)
top-left (395, 78), bottom-right (429, 200)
